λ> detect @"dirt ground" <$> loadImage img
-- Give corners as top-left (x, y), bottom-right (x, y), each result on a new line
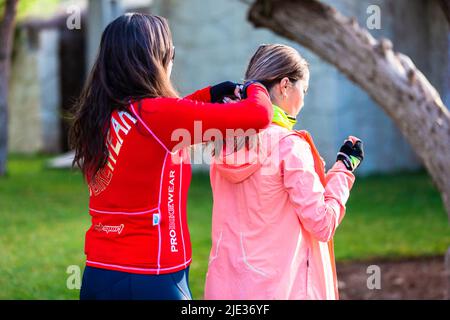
top-left (336, 256), bottom-right (449, 300)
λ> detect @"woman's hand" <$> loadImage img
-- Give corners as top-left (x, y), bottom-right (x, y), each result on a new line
top-left (210, 81), bottom-right (242, 103)
top-left (336, 136), bottom-right (364, 172)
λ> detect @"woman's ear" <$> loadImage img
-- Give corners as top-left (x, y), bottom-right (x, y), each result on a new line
top-left (279, 77), bottom-right (290, 94)
top-left (279, 77), bottom-right (290, 97)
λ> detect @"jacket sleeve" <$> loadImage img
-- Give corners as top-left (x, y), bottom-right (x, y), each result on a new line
top-left (280, 136), bottom-right (355, 242)
top-left (183, 86), bottom-right (211, 102)
top-left (134, 83), bottom-right (273, 151)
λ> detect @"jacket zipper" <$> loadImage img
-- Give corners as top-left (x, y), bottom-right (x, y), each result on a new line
top-left (305, 248), bottom-right (310, 298)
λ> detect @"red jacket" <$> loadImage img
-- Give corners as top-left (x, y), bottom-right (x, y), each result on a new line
top-left (84, 83), bottom-right (272, 274)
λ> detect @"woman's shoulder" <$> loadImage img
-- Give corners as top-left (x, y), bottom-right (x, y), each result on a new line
top-left (264, 125), bottom-right (311, 150)
top-left (135, 96), bottom-right (174, 105)
top-left (131, 96), bottom-right (181, 114)
top-left (279, 133), bottom-right (312, 156)
top-left (260, 125), bottom-right (312, 165)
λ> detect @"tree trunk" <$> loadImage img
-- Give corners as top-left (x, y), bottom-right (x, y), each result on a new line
top-left (0, 0), bottom-right (18, 176)
top-left (248, 0), bottom-right (450, 220)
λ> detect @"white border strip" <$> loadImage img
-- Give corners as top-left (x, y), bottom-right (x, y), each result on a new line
top-left (86, 258), bottom-right (192, 273)
top-left (179, 155), bottom-right (187, 264)
top-left (89, 207), bottom-right (159, 215)
top-left (156, 152), bottom-right (169, 274)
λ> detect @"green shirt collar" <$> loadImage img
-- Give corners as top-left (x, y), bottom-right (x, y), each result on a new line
top-left (272, 104), bottom-right (297, 130)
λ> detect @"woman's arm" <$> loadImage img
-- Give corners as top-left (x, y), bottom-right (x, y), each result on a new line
top-left (281, 136), bottom-right (355, 242)
top-left (134, 83), bottom-right (272, 151)
top-left (183, 81), bottom-right (240, 102)
top-left (183, 86), bottom-right (211, 102)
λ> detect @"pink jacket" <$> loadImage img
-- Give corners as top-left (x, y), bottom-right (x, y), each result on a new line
top-left (204, 124), bottom-right (355, 300)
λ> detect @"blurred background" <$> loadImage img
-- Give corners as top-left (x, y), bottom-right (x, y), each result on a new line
top-left (0, 0), bottom-right (449, 299)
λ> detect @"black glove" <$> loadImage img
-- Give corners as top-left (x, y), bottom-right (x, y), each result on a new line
top-left (210, 81), bottom-right (242, 103)
top-left (336, 138), bottom-right (364, 172)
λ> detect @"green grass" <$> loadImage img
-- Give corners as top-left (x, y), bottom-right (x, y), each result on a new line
top-left (0, 155), bottom-right (449, 299)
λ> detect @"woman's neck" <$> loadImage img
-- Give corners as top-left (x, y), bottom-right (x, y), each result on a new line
top-left (272, 104), bottom-right (297, 130)
top-left (270, 98), bottom-right (293, 117)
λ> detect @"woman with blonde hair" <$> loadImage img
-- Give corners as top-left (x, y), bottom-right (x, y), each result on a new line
top-left (204, 44), bottom-right (364, 299)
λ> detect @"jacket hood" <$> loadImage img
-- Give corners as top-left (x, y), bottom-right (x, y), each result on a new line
top-left (212, 146), bottom-right (262, 184)
top-left (212, 128), bottom-right (282, 183)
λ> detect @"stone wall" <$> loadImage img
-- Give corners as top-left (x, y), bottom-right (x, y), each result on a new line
top-left (38, 29), bottom-right (61, 154)
top-left (8, 28), bottom-right (43, 153)
top-left (9, 26), bottom-right (62, 154)
top-left (8, 12), bottom-right (87, 154)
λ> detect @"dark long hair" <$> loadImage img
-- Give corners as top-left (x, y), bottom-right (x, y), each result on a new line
top-left (69, 13), bottom-right (178, 181)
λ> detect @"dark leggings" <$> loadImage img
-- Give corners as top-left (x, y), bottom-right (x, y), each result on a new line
top-left (80, 266), bottom-right (193, 300)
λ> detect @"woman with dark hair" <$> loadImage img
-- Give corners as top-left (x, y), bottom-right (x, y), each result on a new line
top-left (69, 13), bottom-right (272, 300)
